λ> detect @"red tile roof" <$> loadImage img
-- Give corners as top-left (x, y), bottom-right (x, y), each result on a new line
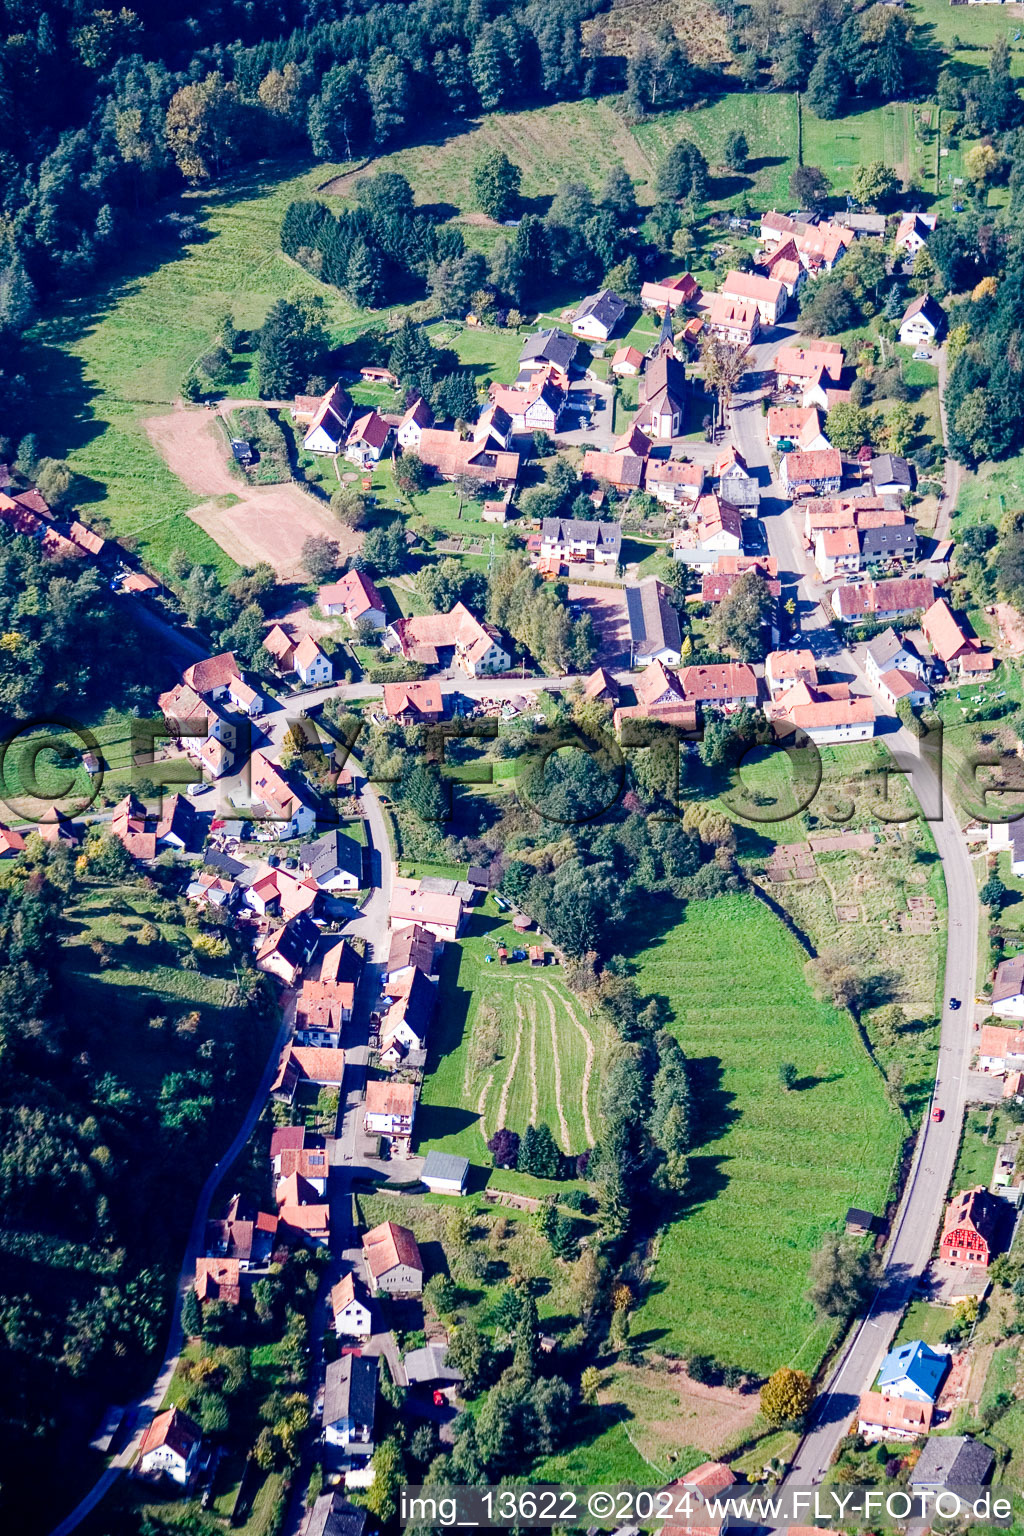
top-left (362, 1220), bottom-right (423, 1280)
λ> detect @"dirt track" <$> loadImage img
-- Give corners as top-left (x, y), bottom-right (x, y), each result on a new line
top-left (145, 404), bottom-right (361, 580)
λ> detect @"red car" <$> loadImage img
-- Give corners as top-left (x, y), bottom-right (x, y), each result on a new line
top-left (931, 1107), bottom-right (944, 1123)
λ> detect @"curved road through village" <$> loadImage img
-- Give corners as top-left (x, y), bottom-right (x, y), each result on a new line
top-left (733, 324), bottom-right (979, 1488)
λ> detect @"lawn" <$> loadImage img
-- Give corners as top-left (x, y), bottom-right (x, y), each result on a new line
top-left (632, 93), bottom-right (800, 212)
top-left (802, 101), bottom-right (921, 195)
top-left (954, 448), bottom-right (1024, 534)
top-left (27, 157), bottom-right (365, 578)
top-left (415, 902), bottom-right (613, 1184)
top-left (953, 1104), bottom-right (1012, 1192)
top-left (893, 1299), bottom-right (952, 1349)
top-left (630, 893), bottom-right (904, 1376)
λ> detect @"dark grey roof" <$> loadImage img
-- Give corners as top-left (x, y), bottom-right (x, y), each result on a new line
top-left (719, 475), bottom-right (759, 508)
top-left (540, 517), bottom-right (622, 556)
top-left (322, 1353), bottom-right (377, 1430)
top-left (626, 577), bottom-right (682, 660)
top-left (845, 1207), bottom-right (876, 1228)
top-left (299, 829), bottom-right (362, 883)
top-left (861, 523), bottom-right (917, 560)
top-left (422, 1149), bottom-right (470, 1187)
top-left (910, 1436), bottom-right (995, 1491)
top-left (865, 628), bottom-right (908, 668)
top-left (403, 1340), bottom-right (465, 1385)
top-left (204, 848), bottom-right (247, 879)
top-left (467, 864), bottom-right (495, 889)
top-left (519, 328), bottom-right (579, 372)
top-left (307, 1494), bottom-right (368, 1536)
top-left (870, 454), bottom-right (914, 489)
top-left (576, 289), bottom-right (626, 331)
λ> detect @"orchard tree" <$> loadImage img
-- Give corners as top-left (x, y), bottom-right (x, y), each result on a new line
top-left (760, 1367), bottom-right (815, 1426)
top-left (711, 571), bottom-right (774, 661)
top-left (789, 165), bottom-right (831, 211)
top-left (807, 1233), bottom-right (879, 1320)
top-left (473, 151), bottom-right (522, 222)
top-left (851, 160), bottom-right (898, 210)
top-left (826, 402), bottom-right (876, 453)
top-left (301, 535), bottom-right (339, 583)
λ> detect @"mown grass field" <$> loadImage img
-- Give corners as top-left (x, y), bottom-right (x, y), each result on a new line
top-left (415, 903), bottom-right (612, 1184)
top-left (630, 893), bottom-right (903, 1376)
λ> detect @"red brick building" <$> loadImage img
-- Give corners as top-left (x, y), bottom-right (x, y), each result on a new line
top-left (939, 1186), bottom-right (1000, 1269)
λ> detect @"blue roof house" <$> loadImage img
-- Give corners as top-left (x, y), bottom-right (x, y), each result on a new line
top-left (878, 1340), bottom-right (948, 1404)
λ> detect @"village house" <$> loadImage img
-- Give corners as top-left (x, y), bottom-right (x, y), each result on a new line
top-left (701, 555), bottom-right (780, 606)
top-left (362, 1220), bottom-right (424, 1295)
top-left (206, 1192), bottom-right (278, 1270)
top-left (645, 458), bottom-right (705, 506)
top-left (910, 1437), bottom-right (995, 1497)
top-left (626, 577), bottom-right (682, 667)
top-left (272, 1044), bottom-right (345, 1103)
top-left (298, 829), bottom-right (363, 893)
top-left (977, 1022), bottom-right (1024, 1073)
top-left (255, 913), bottom-right (319, 986)
top-left (381, 679), bottom-right (444, 725)
top-left (869, 453), bottom-right (915, 498)
top-left (770, 680), bottom-right (876, 744)
top-left (415, 428), bottom-right (521, 487)
top-left (396, 397), bottom-right (433, 449)
top-left (814, 526), bottom-right (860, 581)
top-left (793, 219), bottom-right (855, 273)
top-left (922, 597), bottom-right (994, 677)
top-left (421, 1149), bottom-right (470, 1195)
top-left (297, 382), bottom-right (354, 455)
top-left (473, 402), bottom-right (513, 450)
top-left (991, 956), bottom-right (1024, 1019)
top-left (613, 659), bottom-right (698, 735)
top-left (715, 445), bottom-right (760, 508)
top-left (384, 923), bottom-right (437, 987)
top-left (878, 1340), bottom-right (947, 1404)
top-left (110, 791), bottom-right (198, 861)
top-left (899, 293), bottom-right (945, 347)
top-left (678, 662), bottom-right (758, 714)
top-left (706, 293), bottom-right (760, 346)
top-left (294, 978), bottom-right (353, 1047)
top-left (721, 269), bottom-right (787, 326)
top-left (379, 967), bottom-right (436, 1063)
top-left (581, 447), bottom-right (645, 493)
top-left (294, 633), bottom-right (333, 687)
top-left (489, 371), bottom-right (566, 433)
top-left (690, 493), bottom-right (744, 553)
top-left (345, 411), bottom-right (391, 467)
top-left (518, 328), bottom-right (579, 382)
top-left (263, 623), bottom-right (297, 672)
top-left (275, 1142), bottom-right (330, 1201)
top-left (539, 516), bottom-right (622, 566)
top-left (186, 869), bottom-right (238, 910)
top-left (318, 569), bottom-right (386, 630)
top-left (876, 667), bottom-right (932, 711)
top-left (940, 1186), bottom-right (1000, 1269)
top-left (860, 520), bottom-right (917, 565)
top-left (385, 602), bottom-right (510, 677)
top-left (775, 343), bottom-right (845, 405)
top-left (765, 649), bottom-right (818, 698)
top-left (767, 406), bottom-right (831, 453)
top-left (831, 576), bottom-right (937, 624)
top-left (138, 1408), bottom-right (202, 1486)
top-left (278, 1202), bottom-right (330, 1247)
top-left (895, 211), bottom-right (938, 258)
top-left (323, 1354), bottom-right (377, 1455)
top-left (364, 1079), bottom-right (416, 1152)
top-left (249, 749), bottom-right (317, 838)
top-left (194, 1256), bottom-right (241, 1306)
top-left (0, 825), bottom-right (25, 857)
top-left (572, 288), bottom-right (626, 342)
top-left (780, 446), bottom-right (843, 497)
top-left (330, 1272), bottom-right (372, 1338)
top-left (857, 1392), bottom-right (933, 1442)
top-left (635, 349), bottom-right (687, 440)
top-left (611, 345), bottom-right (645, 376)
top-left (583, 666), bottom-right (619, 704)
top-left (390, 877), bottom-right (464, 941)
top-left (763, 237), bottom-right (806, 300)
top-left (641, 272), bottom-right (699, 311)
top-left (864, 627), bottom-right (926, 685)
top-left (244, 866), bottom-right (319, 921)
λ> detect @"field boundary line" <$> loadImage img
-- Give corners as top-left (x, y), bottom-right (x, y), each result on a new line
top-left (555, 987), bottom-right (596, 1147)
top-left (496, 992), bottom-right (525, 1131)
top-left (542, 988), bottom-right (571, 1152)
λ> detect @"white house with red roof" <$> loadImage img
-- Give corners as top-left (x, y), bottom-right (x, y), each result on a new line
top-left (641, 273), bottom-right (699, 311)
top-left (301, 381), bottom-right (354, 455)
top-left (319, 568), bottom-right (386, 630)
top-left (138, 1407), bottom-right (202, 1485)
top-left (721, 269), bottom-right (787, 326)
top-left (346, 411), bottom-right (391, 467)
top-left (396, 397), bottom-right (433, 449)
top-left (895, 212), bottom-right (937, 258)
top-left (770, 680), bottom-right (875, 744)
top-left (294, 633), bottom-right (333, 687)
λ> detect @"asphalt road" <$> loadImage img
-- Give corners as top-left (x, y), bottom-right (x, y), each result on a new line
top-left (732, 324), bottom-right (979, 1489)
